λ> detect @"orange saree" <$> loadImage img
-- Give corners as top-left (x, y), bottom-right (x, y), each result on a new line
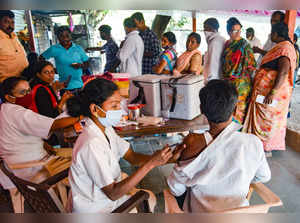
top-left (242, 41), bottom-right (297, 151)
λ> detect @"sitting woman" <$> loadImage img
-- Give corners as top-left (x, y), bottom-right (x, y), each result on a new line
top-left (167, 80), bottom-right (271, 213)
top-left (152, 32), bottom-right (177, 74)
top-left (66, 78), bottom-right (182, 213)
top-left (30, 61), bottom-right (72, 118)
top-left (173, 32), bottom-right (202, 75)
top-left (0, 77), bottom-right (82, 212)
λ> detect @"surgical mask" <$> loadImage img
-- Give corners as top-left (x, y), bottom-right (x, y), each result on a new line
top-left (9, 93), bottom-right (34, 109)
top-left (204, 31), bottom-right (215, 42)
top-left (96, 105), bottom-right (123, 127)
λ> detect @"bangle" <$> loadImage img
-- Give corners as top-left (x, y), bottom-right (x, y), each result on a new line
top-left (270, 89), bottom-right (277, 95)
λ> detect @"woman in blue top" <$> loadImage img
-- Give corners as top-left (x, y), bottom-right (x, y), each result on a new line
top-left (153, 32), bottom-right (177, 75)
top-left (41, 26), bottom-right (89, 94)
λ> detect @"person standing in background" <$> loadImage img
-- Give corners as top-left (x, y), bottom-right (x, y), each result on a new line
top-left (40, 26), bottom-right (89, 95)
top-left (253, 11), bottom-right (285, 66)
top-left (246, 27), bottom-right (262, 62)
top-left (117, 17), bottom-right (144, 76)
top-left (222, 17), bottom-right (256, 125)
top-left (0, 10), bottom-right (28, 83)
top-left (202, 18), bottom-right (226, 83)
top-left (131, 12), bottom-right (160, 74)
top-left (86, 25), bottom-right (120, 73)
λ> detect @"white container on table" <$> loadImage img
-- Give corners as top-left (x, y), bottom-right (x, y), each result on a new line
top-left (161, 74), bottom-right (205, 120)
top-left (129, 74), bottom-right (170, 117)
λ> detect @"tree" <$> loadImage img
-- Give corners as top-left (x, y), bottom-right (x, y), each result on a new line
top-left (80, 10), bottom-right (109, 29)
top-left (166, 16), bottom-right (189, 32)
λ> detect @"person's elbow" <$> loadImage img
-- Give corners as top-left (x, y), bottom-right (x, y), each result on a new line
top-left (253, 168), bottom-right (271, 184)
top-left (102, 185), bottom-right (122, 201)
top-left (152, 65), bottom-right (162, 74)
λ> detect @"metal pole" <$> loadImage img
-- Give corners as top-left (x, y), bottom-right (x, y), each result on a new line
top-left (24, 10), bottom-right (36, 52)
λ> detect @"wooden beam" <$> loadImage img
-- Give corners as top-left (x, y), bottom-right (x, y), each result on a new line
top-left (192, 11), bottom-right (196, 32)
top-left (284, 10), bottom-right (297, 41)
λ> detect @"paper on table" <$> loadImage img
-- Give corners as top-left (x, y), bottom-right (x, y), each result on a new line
top-left (256, 95), bottom-right (278, 107)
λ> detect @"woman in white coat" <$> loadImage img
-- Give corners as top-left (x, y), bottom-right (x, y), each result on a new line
top-left (66, 78), bottom-right (183, 213)
top-left (0, 76), bottom-right (82, 212)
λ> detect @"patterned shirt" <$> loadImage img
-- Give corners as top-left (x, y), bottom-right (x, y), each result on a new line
top-left (139, 28), bottom-right (161, 74)
top-left (102, 38), bottom-right (119, 72)
top-left (159, 47), bottom-right (177, 72)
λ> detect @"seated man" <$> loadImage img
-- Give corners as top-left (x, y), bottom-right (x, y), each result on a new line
top-left (167, 79), bottom-right (271, 213)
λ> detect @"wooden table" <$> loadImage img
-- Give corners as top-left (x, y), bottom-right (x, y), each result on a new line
top-left (63, 115), bottom-right (209, 145)
top-left (116, 114), bottom-right (209, 137)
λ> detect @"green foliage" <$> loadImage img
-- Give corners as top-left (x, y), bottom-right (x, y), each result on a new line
top-left (166, 16), bottom-right (189, 31)
top-left (80, 10), bottom-right (109, 29)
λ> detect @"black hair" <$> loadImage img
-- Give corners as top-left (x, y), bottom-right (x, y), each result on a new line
top-left (188, 32), bottom-right (201, 44)
top-left (294, 33), bottom-right (298, 43)
top-left (204, 18), bottom-right (220, 31)
top-left (0, 76), bottom-right (26, 102)
top-left (55, 26), bottom-right (71, 38)
top-left (21, 52), bottom-right (39, 81)
top-left (272, 11), bottom-right (285, 22)
top-left (131, 12), bottom-right (144, 22)
top-left (199, 79), bottom-right (238, 124)
top-left (35, 61), bottom-right (54, 76)
top-left (27, 52), bottom-right (38, 65)
top-left (162, 31), bottom-right (177, 45)
top-left (67, 78), bottom-right (118, 117)
top-left (123, 17), bottom-right (136, 28)
top-left (271, 22), bottom-right (292, 43)
top-left (226, 17), bottom-right (242, 34)
top-left (0, 10), bottom-right (14, 20)
top-left (246, 27), bottom-right (254, 34)
top-left (98, 25), bottom-right (112, 35)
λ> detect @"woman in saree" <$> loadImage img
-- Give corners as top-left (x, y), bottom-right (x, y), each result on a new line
top-left (173, 32), bottom-right (202, 76)
top-left (243, 22), bottom-right (297, 152)
top-left (152, 31), bottom-right (177, 75)
top-left (221, 17), bottom-right (256, 124)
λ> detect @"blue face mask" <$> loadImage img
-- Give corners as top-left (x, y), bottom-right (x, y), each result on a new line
top-left (96, 105), bottom-right (123, 127)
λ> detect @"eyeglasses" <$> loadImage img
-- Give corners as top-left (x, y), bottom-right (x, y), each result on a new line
top-left (231, 29), bottom-right (241, 34)
top-left (14, 88), bottom-right (31, 96)
top-left (42, 70), bottom-right (55, 75)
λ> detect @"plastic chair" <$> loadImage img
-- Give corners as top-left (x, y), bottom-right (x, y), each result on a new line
top-left (163, 183), bottom-right (283, 213)
top-left (0, 158), bottom-right (151, 213)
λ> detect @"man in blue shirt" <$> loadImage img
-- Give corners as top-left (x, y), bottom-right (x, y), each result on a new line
top-left (86, 25), bottom-right (120, 72)
top-left (41, 26), bottom-right (89, 93)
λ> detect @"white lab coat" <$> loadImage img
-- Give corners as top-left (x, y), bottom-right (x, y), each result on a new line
top-left (167, 122), bottom-right (271, 213)
top-left (68, 118), bottom-right (131, 213)
top-left (0, 103), bottom-right (54, 189)
top-left (203, 32), bottom-right (226, 81)
top-left (118, 30), bottom-right (144, 77)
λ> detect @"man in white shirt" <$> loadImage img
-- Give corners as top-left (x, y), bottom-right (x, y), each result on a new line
top-left (202, 18), bottom-right (226, 84)
top-left (253, 11), bottom-right (285, 66)
top-left (118, 17), bottom-right (144, 76)
top-left (167, 80), bottom-right (271, 213)
top-left (246, 27), bottom-right (262, 62)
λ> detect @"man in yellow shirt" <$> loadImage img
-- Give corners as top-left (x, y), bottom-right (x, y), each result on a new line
top-left (0, 10), bottom-right (28, 82)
